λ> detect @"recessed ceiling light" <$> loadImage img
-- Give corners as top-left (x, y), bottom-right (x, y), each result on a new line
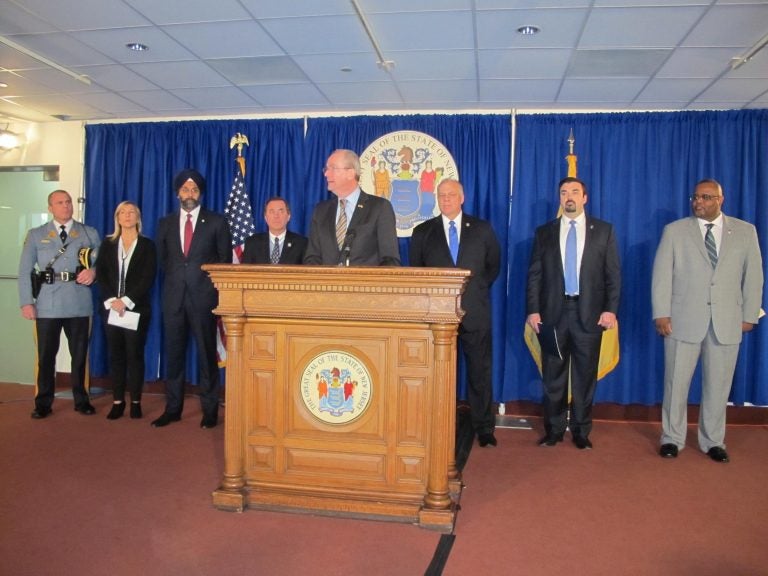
top-left (340, 67), bottom-right (353, 73)
top-left (126, 42), bottom-right (149, 52)
top-left (0, 82), bottom-right (8, 88)
top-left (517, 25), bottom-right (540, 36)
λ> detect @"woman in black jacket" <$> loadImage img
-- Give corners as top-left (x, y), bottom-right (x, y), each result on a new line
top-left (96, 201), bottom-right (157, 419)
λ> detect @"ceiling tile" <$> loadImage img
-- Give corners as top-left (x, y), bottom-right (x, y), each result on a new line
top-left (683, 3), bottom-right (768, 48)
top-left (206, 56), bottom-right (309, 85)
top-left (240, 83), bottom-right (329, 107)
top-left (124, 0), bottom-right (252, 25)
top-left (389, 50), bottom-right (477, 81)
top-left (481, 79), bottom-right (561, 102)
top-left (558, 78), bottom-right (648, 102)
top-left (580, 6), bottom-right (706, 48)
top-left (126, 61), bottom-right (229, 89)
top-left (12, 0), bottom-right (150, 31)
top-left (72, 27), bottom-right (195, 63)
top-left (479, 49), bottom-right (571, 78)
top-left (635, 78), bottom-right (713, 102)
top-left (292, 52), bottom-right (387, 83)
top-left (120, 89), bottom-right (193, 111)
top-left (476, 9), bottom-right (587, 49)
top-left (259, 15), bottom-right (370, 55)
top-left (399, 80), bottom-right (477, 103)
top-left (162, 21), bottom-right (283, 59)
top-left (170, 87), bottom-right (258, 109)
top-left (657, 47), bottom-right (736, 78)
top-left (4, 32), bottom-right (114, 67)
top-left (369, 12), bottom-right (474, 51)
top-left (317, 81), bottom-right (403, 105)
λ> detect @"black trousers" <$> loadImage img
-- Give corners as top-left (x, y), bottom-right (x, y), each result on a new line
top-left (35, 317), bottom-right (91, 411)
top-left (162, 298), bottom-right (220, 417)
top-left (459, 327), bottom-right (494, 435)
top-left (541, 301), bottom-right (602, 439)
top-left (104, 317), bottom-right (149, 403)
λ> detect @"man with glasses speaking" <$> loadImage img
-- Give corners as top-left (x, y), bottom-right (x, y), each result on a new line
top-left (304, 149), bottom-right (400, 267)
top-left (652, 179), bottom-right (763, 463)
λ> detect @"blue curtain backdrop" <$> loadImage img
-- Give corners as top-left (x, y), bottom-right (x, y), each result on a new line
top-left (84, 119), bottom-right (306, 382)
top-left (505, 109), bottom-right (768, 406)
top-left (83, 110), bottom-right (767, 406)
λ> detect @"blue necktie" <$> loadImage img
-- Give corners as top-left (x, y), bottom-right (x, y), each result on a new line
top-left (449, 221), bottom-right (459, 264)
top-left (565, 219), bottom-right (578, 295)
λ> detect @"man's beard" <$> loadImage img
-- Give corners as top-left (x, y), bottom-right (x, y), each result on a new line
top-left (181, 197), bottom-right (199, 211)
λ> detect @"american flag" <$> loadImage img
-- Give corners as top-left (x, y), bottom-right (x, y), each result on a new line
top-left (224, 165), bottom-right (256, 264)
top-left (218, 164), bottom-right (256, 366)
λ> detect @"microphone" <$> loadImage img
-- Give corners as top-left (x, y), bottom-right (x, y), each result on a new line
top-left (338, 230), bottom-right (356, 267)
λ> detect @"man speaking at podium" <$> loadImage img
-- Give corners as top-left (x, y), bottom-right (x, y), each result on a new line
top-left (304, 149), bottom-right (399, 267)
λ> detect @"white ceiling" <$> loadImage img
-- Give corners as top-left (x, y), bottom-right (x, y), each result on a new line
top-left (1, 0), bottom-right (768, 123)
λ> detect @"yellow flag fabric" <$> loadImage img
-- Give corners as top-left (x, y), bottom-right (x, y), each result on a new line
top-left (524, 151), bottom-right (620, 380)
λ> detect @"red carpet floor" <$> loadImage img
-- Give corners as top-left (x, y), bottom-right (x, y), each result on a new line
top-left (2, 383), bottom-right (767, 576)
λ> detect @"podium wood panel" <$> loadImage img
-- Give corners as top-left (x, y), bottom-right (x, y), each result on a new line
top-left (204, 265), bottom-right (469, 531)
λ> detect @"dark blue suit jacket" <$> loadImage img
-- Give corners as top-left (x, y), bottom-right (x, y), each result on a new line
top-left (242, 231), bottom-right (307, 264)
top-left (526, 216), bottom-right (621, 333)
top-left (156, 208), bottom-right (232, 315)
top-left (304, 190), bottom-right (400, 266)
top-left (409, 214), bottom-right (500, 332)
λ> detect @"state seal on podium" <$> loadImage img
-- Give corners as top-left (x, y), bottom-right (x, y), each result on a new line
top-left (299, 351), bottom-right (373, 425)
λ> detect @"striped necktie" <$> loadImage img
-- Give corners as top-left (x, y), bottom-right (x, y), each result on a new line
top-left (336, 199), bottom-right (347, 249)
top-left (705, 223), bottom-right (718, 268)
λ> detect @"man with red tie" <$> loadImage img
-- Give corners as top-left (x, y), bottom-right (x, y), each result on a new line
top-left (153, 169), bottom-right (232, 429)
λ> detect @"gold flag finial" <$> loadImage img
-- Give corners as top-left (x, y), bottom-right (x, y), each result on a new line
top-left (229, 133), bottom-right (249, 177)
top-left (566, 129), bottom-right (577, 178)
top-left (229, 133), bottom-right (249, 157)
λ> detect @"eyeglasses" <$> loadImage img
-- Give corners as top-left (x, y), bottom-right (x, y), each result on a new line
top-left (690, 194), bottom-right (720, 202)
top-left (323, 165), bottom-right (352, 173)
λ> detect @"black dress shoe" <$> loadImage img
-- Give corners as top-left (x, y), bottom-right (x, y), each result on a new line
top-left (106, 402), bottom-right (125, 420)
top-left (538, 434), bottom-right (563, 447)
top-left (478, 432), bottom-right (497, 447)
top-left (573, 436), bottom-right (593, 450)
top-left (707, 446), bottom-right (729, 463)
top-left (130, 403), bottom-right (142, 419)
top-left (31, 408), bottom-right (52, 419)
top-left (151, 412), bottom-right (181, 428)
top-left (74, 402), bottom-right (96, 415)
top-left (659, 443), bottom-right (679, 458)
top-left (200, 415), bottom-right (218, 429)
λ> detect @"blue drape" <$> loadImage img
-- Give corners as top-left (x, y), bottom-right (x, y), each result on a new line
top-left (303, 115), bottom-right (512, 401)
top-left (84, 119), bottom-right (305, 382)
top-left (84, 110), bottom-right (767, 406)
top-left (506, 110), bottom-right (768, 405)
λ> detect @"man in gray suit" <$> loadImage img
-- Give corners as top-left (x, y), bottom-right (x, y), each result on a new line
top-left (652, 179), bottom-right (763, 463)
top-left (18, 190), bottom-right (101, 419)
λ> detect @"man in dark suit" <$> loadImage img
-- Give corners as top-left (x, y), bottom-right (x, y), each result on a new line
top-left (242, 197), bottom-right (307, 264)
top-left (410, 179), bottom-right (501, 447)
top-left (152, 169), bottom-right (232, 429)
top-left (526, 177), bottom-right (621, 450)
top-left (304, 149), bottom-right (400, 266)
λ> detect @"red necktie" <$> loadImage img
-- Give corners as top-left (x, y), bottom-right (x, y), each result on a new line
top-left (183, 213), bottom-right (193, 257)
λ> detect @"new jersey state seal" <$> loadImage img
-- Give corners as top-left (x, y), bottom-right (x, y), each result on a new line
top-left (300, 351), bottom-right (373, 425)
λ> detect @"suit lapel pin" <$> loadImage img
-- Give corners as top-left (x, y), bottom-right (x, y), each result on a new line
top-left (287, 242), bottom-right (292, 248)
top-left (357, 204), bottom-right (363, 209)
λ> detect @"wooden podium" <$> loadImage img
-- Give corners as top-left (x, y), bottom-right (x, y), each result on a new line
top-left (204, 264), bottom-right (470, 532)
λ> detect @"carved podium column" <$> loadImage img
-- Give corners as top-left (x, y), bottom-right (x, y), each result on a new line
top-left (204, 265), bottom-right (469, 532)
